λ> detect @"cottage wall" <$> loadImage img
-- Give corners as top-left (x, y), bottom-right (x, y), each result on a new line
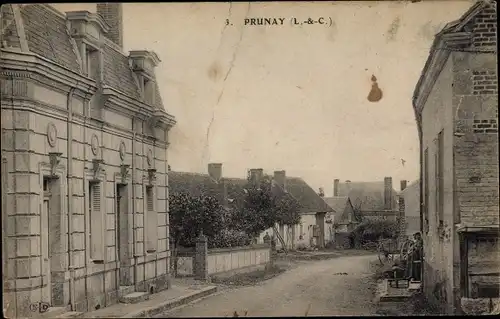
top-left (420, 55), bottom-right (456, 313)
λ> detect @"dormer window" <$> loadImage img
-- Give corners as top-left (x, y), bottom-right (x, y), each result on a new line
top-left (65, 11), bottom-right (108, 81)
top-left (128, 50), bottom-right (161, 105)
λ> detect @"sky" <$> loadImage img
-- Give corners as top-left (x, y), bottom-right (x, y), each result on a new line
top-left (51, 1), bottom-right (474, 196)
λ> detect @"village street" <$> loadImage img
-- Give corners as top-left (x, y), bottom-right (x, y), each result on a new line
top-left (162, 254), bottom-right (380, 317)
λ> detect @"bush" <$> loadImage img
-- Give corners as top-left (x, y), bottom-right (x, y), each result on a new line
top-left (211, 229), bottom-right (252, 248)
top-left (350, 219), bottom-right (399, 245)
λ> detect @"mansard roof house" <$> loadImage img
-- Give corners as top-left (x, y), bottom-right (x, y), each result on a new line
top-left (1, 4), bottom-right (176, 318)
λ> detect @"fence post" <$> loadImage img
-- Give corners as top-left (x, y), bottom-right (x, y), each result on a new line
top-left (194, 232), bottom-right (208, 281)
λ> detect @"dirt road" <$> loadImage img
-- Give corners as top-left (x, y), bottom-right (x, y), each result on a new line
top-left (163, 254), bottom-right (380, 317)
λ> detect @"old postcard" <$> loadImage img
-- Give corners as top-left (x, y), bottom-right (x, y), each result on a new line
top-left (1, 1), bottom-right (498, 318)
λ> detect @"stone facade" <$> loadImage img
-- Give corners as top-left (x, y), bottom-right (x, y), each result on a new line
top-left (400, 180), bottom-right (421, 238)
top-left (412, 1), bottom-right (498, 314)
top-left (1, 4), bottom-right (176, 318)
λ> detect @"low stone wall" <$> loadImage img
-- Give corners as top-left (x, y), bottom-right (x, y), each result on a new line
top-left (172, 238), bottom-right (273, 279)
top-left (207, 244), bottom-right (270, 275)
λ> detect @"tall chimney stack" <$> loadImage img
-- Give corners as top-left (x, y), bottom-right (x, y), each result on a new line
top-left (400, 180), bottom-right (407, 191)
top-left (208, 163), bottom-right (222, 182)
top-left (274, 170), bottom-right (286, 189)
top-left (333, 179), bottom-right (339, 196)
top-left (248, 168), bottom-right (264, 187)
top-left (384, 177), bottom-right (393, 210)
top-left (97, 3), bottom-right (123, 49)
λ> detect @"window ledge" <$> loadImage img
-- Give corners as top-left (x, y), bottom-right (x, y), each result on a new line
top-left (456, 224), bottom-right (499, 234)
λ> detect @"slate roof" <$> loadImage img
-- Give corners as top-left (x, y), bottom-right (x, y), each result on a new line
top-left (1, 5), bottom-right (22, 50)
top-left (21, 4), bottom-right (81, 72)
top-left (324, 196), bottom-right (349, 215)
top-left (336, 181), bottom-right (398, 211)
top-left (280, 177), bottom-right (333, 214)
top-left (168, 172), bottom-right (222, 199)
top-left (323, 196), bottom-right (359, 224)
top-left (2, 4), bottom-right (165, 111)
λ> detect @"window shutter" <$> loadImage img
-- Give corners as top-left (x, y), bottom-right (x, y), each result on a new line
top-left (146, 186), bottom-right (157, 252)
top-left (90, 183), bottom-right (104, 261)
top-left (93, 184), bottom-right (101, 212)
top-left (147, 188), bottom-right (154, 212)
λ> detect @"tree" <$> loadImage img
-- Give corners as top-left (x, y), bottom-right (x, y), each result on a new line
top-left (231, 176), bottom-right (276, 237)
top-left (169, 192), bottom-right (226, 248)
top-left (275, 194), bottom-right (301, 226)
top-left (231, 174), bottom-right (301, 239)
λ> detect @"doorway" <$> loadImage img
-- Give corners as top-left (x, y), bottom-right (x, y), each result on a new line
top-left (116, 183), bottom-right (130, 286)
top-left (41, 177), bottom-right (52, 304)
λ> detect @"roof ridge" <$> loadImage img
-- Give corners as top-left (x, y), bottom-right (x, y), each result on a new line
top-left (170, 171), bottom-right (210, 176)
top-left (103, 37), bottom-right (125, 55)
top-left (42, 4), bottom-right (67, 20)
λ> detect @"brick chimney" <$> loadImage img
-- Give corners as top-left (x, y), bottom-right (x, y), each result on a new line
top-left (318, 188), bottom-right (325, 197)
top-left (97, 3), bottom-right (123, 49)
top-left (400, 180), bottom-right (407, 191)
top-left (384, 177), bottom-right (393, 210)
top-left (333, 179), bottom-right (339, 196)
top-left (273, 170), bottom-right (286, 189)
top-left (208, 163), bottom-right (222, 182)
top-left (249, 168), bottom-right (263, 187)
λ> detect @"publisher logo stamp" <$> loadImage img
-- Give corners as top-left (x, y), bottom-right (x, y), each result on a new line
top-left (29, 302), bottom-right (50, 313)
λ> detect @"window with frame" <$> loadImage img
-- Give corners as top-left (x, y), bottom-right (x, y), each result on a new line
top-left (89, 181), bottom-right (104, 262)
top-left (145, 185), bottom-right (157, 253)
top-left (143, 78), bottom-right (155, 105)
top-left (86, 46), bottom-right (100, 80)
top-left (423, 148), bottom-right (429, 233)
top-left (435, 131), bottom-right (444, 230)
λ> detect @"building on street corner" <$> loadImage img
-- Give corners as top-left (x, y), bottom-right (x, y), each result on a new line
top-left (1, 3), bottom-right (176, 317)
top-left (398, 179), bottom-right (421, 238)
top-left (412, 0), bottom-right (498, 314)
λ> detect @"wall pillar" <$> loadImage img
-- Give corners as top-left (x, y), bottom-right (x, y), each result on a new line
top-left (194, 233), bottom-right (208, 281)
top-left (266, 239), bottom-right (277, 270)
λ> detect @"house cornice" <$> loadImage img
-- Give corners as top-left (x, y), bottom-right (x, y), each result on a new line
top-left (0, 49), bottom-right (96, 94)
top-left (102, 86), bottom-right (176, 131)
top-left (411, 0), bottom-right (492, 130)
top-left (412, 31), bottom-right (473, 121)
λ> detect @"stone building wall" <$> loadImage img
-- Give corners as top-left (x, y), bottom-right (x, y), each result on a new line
top-left (1, 70), bottom-right (172, 317)
top-left (1, 4), bottom-right (175, 318)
